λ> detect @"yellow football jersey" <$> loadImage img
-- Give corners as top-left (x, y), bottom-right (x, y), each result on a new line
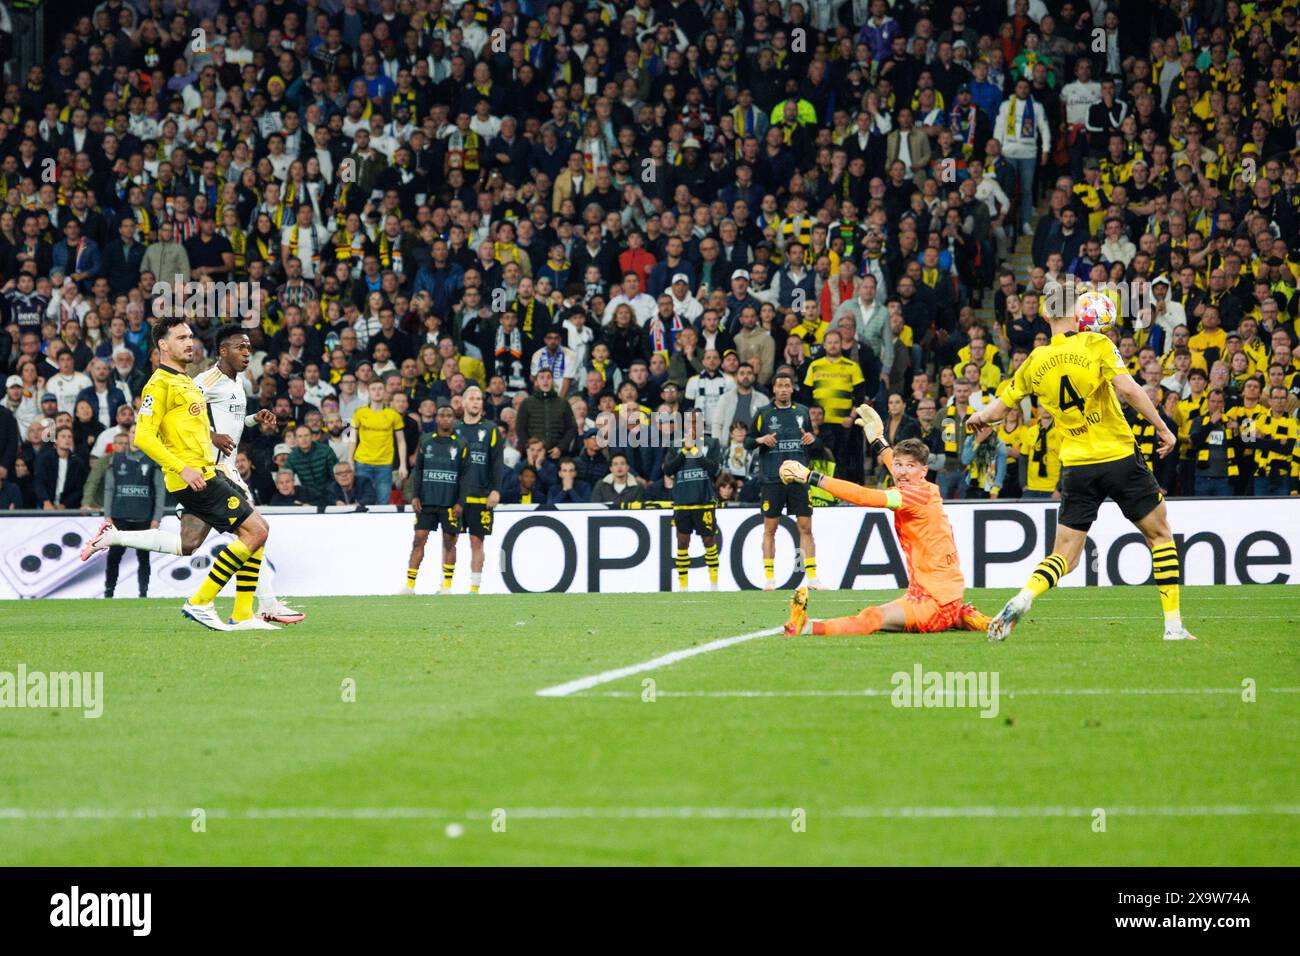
top-left (135, 365), bottom-right (218, 492)
top-left (1000, 331), bottom-right (1136, 466)
top-left (1020, 421), bottom-right (1064, 492)
top-left (803, 355), bottom-right (864, 424)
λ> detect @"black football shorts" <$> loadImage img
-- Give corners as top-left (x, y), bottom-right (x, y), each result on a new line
top-left (1058, 452), bottom-right (1163, 531)
top-left (175, 472), bottom-right (256, 532)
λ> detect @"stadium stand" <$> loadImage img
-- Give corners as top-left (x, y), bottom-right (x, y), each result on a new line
top-left (1, 0), bottom-right (1298, 524)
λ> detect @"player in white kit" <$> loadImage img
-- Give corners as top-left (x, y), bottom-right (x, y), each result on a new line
top-left (82, 325), bottom-right (305, 624)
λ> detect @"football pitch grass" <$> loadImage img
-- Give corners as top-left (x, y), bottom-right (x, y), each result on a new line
top-left (1, 585), bottom-right (1296, 866)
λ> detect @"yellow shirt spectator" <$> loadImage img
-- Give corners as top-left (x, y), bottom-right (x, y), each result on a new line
top-left (803, 353), bottom-right (865, 425)
top-left (1187, 325), bottom-right (1226, 361)
top-left (352, 403), bottom-right (406, 466)
top-left (1020, 419), bottom-right (1063, 493)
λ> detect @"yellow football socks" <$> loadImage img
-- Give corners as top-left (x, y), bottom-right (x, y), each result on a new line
top-left (192, 539), bottom-right (252, 606)
top-left (231, 547), bottom-right (263, 622)
top-left (1025, 552), bottom-right (1068, 599)
top-left (1151, 541), bottom-right (1181, 624)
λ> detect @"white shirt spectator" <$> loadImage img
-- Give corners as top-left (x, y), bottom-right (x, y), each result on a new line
top-left (369, 128), bottom-right (400, 162)
top-left (685, 371), bottom-right (735, 428)
top-left (1101, 236), bottom-right (1136, 267)
top-left (90, 426), bottom-right (119, 459)
top-left (974, 176), bottom-right (1012, 218)
top-left (1160, 374), bottom-right (1192, 400)
top-left (470, 113), bottom-right (502, 141)
top-left (461, 21), bottom-right (489, 57)
top-left (305, 379), bottom-right (337, 407)
top-left (1006, 0), bottom-right (1049, 19)
top-left (994, 95), bottom-right (1052, 159)
top-left (224, 44), bottom-right (254, 67)
top-left (670, 290), bottom-right (703, 324)
top-left (127, 111), bottom-right (159, 141)
top-left (353, 314), bottom-right (382, 350)
top-left (48, 370), bottom-right (91, 415)
top-left (339, 391), bottom-right (367, 425)
top-left (562, 317), bottom-right (595, 371)
top-left (3, 392), bottom-right (38, 435)
top-left (342, 114), bottom-right (369, 139)
top-left (1059, 79), bottom-right (1102, 126)
top-left (602, 292), bottom-right (657, 326)
top-left (280, 222), bottom-right (330, 280)
top-left (530, 345), bottom-right (578, 385)
top-left (268, 151), bottom-right (293, 181)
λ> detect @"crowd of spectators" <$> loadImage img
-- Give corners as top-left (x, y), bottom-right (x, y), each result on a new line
top-left (2, 0), bottom-right (1299, 515)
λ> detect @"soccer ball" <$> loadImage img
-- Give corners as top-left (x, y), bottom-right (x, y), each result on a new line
top-left (1075, 290), bottom-right (1118, 333)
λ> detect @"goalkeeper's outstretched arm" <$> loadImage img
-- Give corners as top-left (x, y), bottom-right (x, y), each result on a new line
top-left (778, 401), bottom-right (906, 510)
top-left (817, 470), bottom-right (906, 510)
top-left (779, 458), bottom-right (904, 509)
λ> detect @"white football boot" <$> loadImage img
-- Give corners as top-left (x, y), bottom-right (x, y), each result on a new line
top-left (987, 592), bottom-right (1032, 642)
top-left (182, 602), bottom-right (233, 631)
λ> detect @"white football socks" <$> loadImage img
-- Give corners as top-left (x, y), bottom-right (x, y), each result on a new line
top-left (108, 528), bottom-right (182, 555)
top-left (255, 557), bottom-right (278, 608)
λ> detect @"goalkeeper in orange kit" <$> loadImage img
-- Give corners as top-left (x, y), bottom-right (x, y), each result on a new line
top-left (779, 405), bottom-right (991, 636)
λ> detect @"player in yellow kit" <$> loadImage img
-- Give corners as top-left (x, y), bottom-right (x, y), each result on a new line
top-left (967, 290), bottom-right (1196, 642)
top-left (133, 316), bottom-right (274, 632)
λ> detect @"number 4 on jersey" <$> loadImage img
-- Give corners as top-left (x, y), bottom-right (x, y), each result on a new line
top-left (1059, 374), bottom-right (1086, 414)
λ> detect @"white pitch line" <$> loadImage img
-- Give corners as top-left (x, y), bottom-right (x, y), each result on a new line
top-left (534, 626), bottom-right (782, 697)
top-left (0, 805), bottom-right (1297, 821)
top-left (585, 687), bottom-right (1300, 699)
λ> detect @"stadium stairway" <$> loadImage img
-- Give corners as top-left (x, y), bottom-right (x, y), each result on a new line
top-left (973, 199), bottom-right (1048, 334)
